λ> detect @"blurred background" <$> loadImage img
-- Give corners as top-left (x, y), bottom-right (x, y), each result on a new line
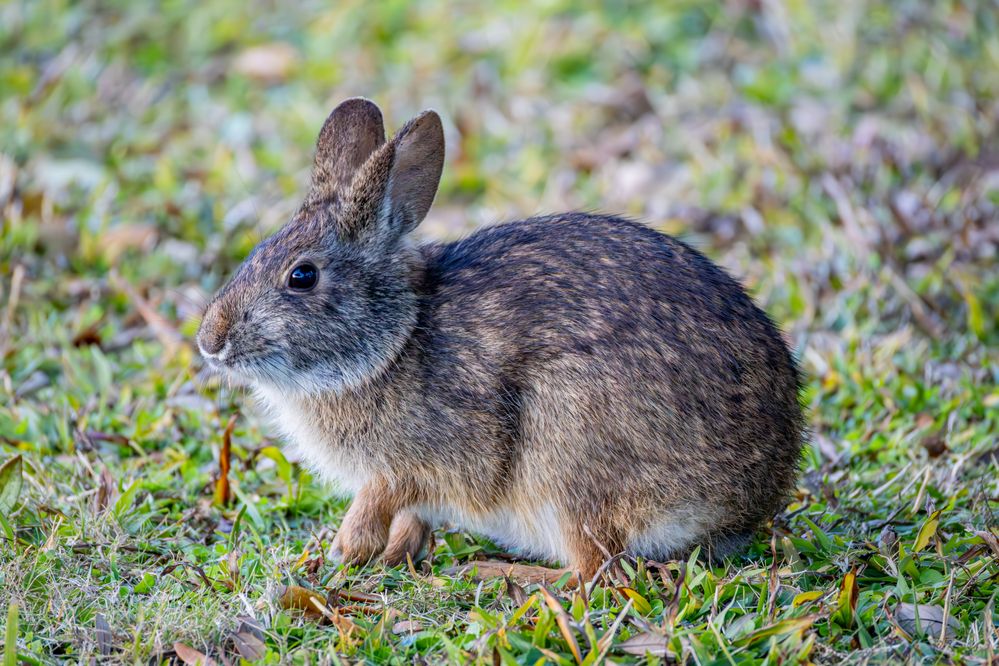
top-left (1, 1), bottom-right (998, 660)
top-left (2, 0), bottom-right (996, 348)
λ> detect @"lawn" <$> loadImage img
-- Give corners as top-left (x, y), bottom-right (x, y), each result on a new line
top-left (1, 0), bottom-right (998, 663)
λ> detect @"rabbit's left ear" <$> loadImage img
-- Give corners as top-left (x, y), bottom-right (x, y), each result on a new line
top-left (305, 97), bottom-right (386, 207)
top-left (338, 110), bottom-right (444, 244)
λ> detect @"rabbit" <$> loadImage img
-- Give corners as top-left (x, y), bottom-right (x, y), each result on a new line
top-left (197, 97), bottom-right (804, 580)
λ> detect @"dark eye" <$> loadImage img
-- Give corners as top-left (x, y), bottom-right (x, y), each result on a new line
top-left (287, 263), bottom-right (318, 291)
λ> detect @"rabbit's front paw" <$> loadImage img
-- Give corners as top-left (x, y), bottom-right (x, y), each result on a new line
top-left (381, 510), bottom-right (432, 566)
top-left (331, 514), bottom-right (390, 565)
top-left (330, 481), bottom-right (402, 565)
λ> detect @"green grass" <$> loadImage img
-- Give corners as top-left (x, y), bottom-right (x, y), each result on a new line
top-left (1, 0), bottom-right (998, 663)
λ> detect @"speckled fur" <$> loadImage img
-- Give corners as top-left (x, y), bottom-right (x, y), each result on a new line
top-left (198, 98), bottom-right (805, 579)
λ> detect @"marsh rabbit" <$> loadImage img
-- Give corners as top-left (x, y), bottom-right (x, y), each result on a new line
top-left (197, 98), bottom-right (804, 579)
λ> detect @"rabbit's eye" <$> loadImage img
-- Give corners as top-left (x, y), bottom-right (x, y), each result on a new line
top-left (288, 263), bottom-right (318, 291)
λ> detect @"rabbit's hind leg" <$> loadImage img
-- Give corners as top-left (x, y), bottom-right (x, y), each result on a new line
top-left (563, 521), bottom-right (624, 583)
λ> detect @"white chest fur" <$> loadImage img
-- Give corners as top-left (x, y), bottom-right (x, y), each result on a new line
top-left (253, 385), bottom-right (370, 496)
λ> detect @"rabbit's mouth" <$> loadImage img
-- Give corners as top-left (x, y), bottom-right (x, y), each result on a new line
top-left (198, 338), bottom-right (231, 364)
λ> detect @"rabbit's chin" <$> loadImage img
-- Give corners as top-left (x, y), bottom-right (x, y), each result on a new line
top-left (219, 353), bottom-right (383, 397)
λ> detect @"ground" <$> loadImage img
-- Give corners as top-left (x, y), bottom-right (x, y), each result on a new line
top-left (1, 0), bottom-right (998, 664)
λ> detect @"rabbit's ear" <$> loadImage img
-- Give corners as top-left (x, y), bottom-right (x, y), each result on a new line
top-left (304, 98), bottom-right (385, 207)
top-left (338, 109), bottom-right (445, 245)
top-left (383, 110), bottom-right (445, 236)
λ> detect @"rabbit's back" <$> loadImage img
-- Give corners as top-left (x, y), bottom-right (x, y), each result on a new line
top-left (411, 213), bottom-right (802, 556)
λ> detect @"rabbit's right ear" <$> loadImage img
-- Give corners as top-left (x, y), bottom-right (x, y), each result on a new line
top-left (303, 98), bottom-right (386, 207)
top-left (336, 109), bottom-right (445, 246)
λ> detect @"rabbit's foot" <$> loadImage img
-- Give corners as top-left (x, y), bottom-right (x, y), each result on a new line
top-left (381, 510), bottom-right (432, 566)
top-left (330, 482), bottom-right (398, 565)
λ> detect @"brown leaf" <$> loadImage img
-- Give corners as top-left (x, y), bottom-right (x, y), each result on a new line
top-left (915, 413), bottom-right (934, 429)
top-left (85, 430), bottom-right (129, 446)
top-left (232, 43), bottom-right (298, 84)
top-left (392, 619), bottom-right (424, 634)
top-left (617, 631), bottom-right (672, 657)
top-left (72, 323), bottom-right (102, 347)
top-left (173, 642), bottom-right (217, 666)
top-left (878, 524), bottom-right (898, 554)
top-left (231, 631), bottom-right (266, 661)
top-left (449, 560), bottom-right (577, 586)
top-left (93, 465), bottom-right (117, 514)
top-left (974, 530), bottom-right (999, 558)
top-left (921, 433), bottom-right (948, 458)
top-left (505, 576), bottom-right (528, 605)
top-left (214, 414), bottom-right (237, 507)
top-left (277, 585), bottom-right (328, 620)
top-left (895, 603), bottom-right (959, 640)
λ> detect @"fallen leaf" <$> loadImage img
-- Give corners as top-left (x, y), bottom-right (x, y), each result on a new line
top-left (93, 466), bottom-right (116, 514)
top-left (449, 560), bottom-right (577, 586)
top-left (231, 631), bottom-right (265, 661)
top-left (505, 576), bottom-right (528, 605)
top-left (895, 603), bottom-right (959, 640)
top-left (921, 433), bottom-right (948, 458)
top-left (277, 585), bottom-right (328, 620)
top-left (878, 524), bottom-right (898, 554)
top-left (974, 530), bottom-right (999, 558)
top-left (617, 631), bottom-right (672, 657)
top-left (173, 642), bottom-right (217, 666)
top-left (0, 455), bottom-right (23, 514)
top-left (392, 620), bottom-right (423, 634)
top-left (233, 43), bottom-right (298, 84)
top-left (214, 414), bottom-right (237, 507)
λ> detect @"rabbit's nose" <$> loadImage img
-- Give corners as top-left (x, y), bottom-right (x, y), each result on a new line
top-left (197, 313), bottom-right (231, 360)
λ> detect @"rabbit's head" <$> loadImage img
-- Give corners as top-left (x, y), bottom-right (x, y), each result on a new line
top-left (197, 98), bottom-right (444, 393)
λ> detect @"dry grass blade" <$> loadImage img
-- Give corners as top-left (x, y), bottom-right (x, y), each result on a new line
top-left (214, 413), bottom-right (237, 507)
top-left (539, 585), bottom-right (583, 664)
top-left (0, 264), bottom-right (24, 357)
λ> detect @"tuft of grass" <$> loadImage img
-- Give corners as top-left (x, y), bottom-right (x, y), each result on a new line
top-left (1, 0), bottom-right (997, 663)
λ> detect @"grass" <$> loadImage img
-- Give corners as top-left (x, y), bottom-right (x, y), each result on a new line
top-left (1, 0), bottom-right (998, 663)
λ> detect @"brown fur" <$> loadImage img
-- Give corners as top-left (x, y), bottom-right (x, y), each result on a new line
top-left (197, 98), bottom-right (805, 580)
